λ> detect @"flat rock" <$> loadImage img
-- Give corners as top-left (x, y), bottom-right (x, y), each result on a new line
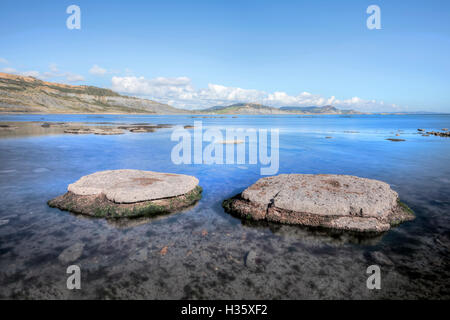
top-left (223, 174), bottom-right (414, 233)
top-left (64, 127), bottom-right (124, 135)
top-left (64, 128), bottom-right (94, 134)
top-left (68, 169), bottom-right (199, 203)
top-left (48, 170), bottom-right (202, 218)
top-left (93, 128), bottom-right (124, 135)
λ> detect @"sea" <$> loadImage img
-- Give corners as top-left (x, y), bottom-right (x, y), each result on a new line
top-left (0, 114), bottom-right (449, 299)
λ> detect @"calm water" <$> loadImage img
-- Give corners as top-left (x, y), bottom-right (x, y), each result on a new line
top-left (0, 114), bottom-right (449, 299)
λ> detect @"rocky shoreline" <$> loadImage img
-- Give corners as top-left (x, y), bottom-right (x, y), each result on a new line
top-left (0, 121), bottom-right (178, 137)
top-left (426, 131), bottom-right (450, 137)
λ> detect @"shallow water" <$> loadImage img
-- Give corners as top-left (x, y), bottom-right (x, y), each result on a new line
top-left (0, 114), bottom-right (449, 299)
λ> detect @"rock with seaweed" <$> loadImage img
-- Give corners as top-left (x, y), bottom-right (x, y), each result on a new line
top-left (48, 170), bottom-right (202, 218)
top-left (223, 174), bottom-right (414, 233)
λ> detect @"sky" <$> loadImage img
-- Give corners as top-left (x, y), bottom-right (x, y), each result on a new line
top-left (0, 0), bottom-right (449, 112)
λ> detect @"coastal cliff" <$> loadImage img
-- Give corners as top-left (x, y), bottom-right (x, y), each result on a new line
top-left (0, 72), bottom-right (361, 115)
top-left (0, 72), bottom-right (187, 114)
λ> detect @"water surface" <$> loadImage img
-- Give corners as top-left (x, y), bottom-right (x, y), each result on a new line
top-left (0, 114), bottom-right (449, 299)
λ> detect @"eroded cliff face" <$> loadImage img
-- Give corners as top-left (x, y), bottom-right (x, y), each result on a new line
top-left (0, 72), bottom-right (187, 114)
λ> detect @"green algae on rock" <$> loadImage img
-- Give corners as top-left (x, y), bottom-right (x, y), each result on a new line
top-left (223, 174), bottom-right (414, 233)
top-left (48, 170), bottom-right (202, 218)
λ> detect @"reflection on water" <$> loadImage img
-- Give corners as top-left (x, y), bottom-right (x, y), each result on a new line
top-left (0, 122), bottom-right (71, 138)
top-left (241, 220), bottom-right (386, 246)
top-left (0, 114), bottom-right (449, 299)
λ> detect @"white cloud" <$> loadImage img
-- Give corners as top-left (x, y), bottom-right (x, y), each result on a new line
top-left (0, 58), bottom-right (8, 64)
top-left (111, 75), bottom-right (401, 112)
top-left (64, 73), bottom-right (85, 82)
top-left (89, 65), bottom-right (134, 77)
top-left (49, 63), bottom-right (58, 73)
top-left (111, 76), bottom-right (195, 99)
top-left (20, 70), bottom-right (41, 78)
top-left (1, 67), bottom-right (40, 78)
top-left (41, 64), bottom-right (85, 82)
top-left (2, 64), bottom-right (84, 83)
top-left (1, 67), bottom-right (16, 73)
top-left (89, 64), bottom-right (107, 76)
top-left (198, 84), bottom-right (265, 102)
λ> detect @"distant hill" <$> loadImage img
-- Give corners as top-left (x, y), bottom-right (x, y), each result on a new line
top-left (200, 103), bottom-right (362, 115)
top-left (0, 72), bottom-right (365, 115)
top-left (279, 105), bottom-right (361, 114)
top-left (201, 103), bottom-right (284, 114)
top-left (0, 72), bottom-right (188, 114)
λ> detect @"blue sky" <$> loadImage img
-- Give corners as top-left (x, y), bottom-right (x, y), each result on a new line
top-left (1, 0), bottom-right (449, 111)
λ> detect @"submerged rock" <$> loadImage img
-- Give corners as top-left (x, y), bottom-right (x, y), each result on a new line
top-left (216, 139), bottom-right (244, 144)
top-left (48, 169), bottom-right (202, 218)
top-left (368, 251), bottom-right (394, 266)
top-left (58, 242), bottom-right (84, 264)
top-left (244, 250), bottom-right (259, 271)
top-left (130, 248), bottom-right (148, 262)
top-left (117, 124), bottom-right (173, 133)
top-left (129, 127), bottom-right (155, 133)
top-left (223, 174), bottom-right (414, 233)
top-left (386, 138), bottom-right (406, 142)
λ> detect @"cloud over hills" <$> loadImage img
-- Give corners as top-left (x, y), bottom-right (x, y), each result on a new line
top-left (111, 75), bottom-right (401, 112)
top-left (0, 56), bottom-right (405, 112)
top-left (89, 64), bottom-right (108, 76)
top-left (1, 63), bottom-right (85, 83)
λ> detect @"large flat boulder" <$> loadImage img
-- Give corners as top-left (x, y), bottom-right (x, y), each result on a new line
top-left (67, 169), bottom-right (199, 203)
top-left (223, 174), bottom-right (414, 233)
top-left (48, 170), bottom-right (202, 218)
